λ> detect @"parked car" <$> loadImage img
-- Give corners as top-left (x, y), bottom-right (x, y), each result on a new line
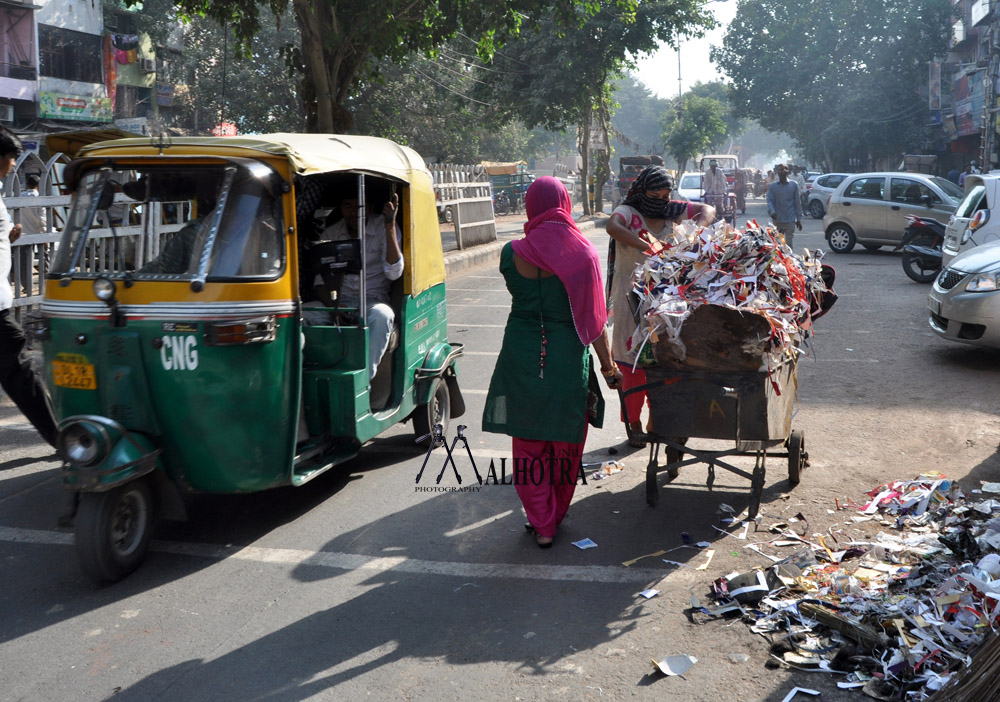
top-left (928, 241), bottom-right (1000, 349)
top-left (676, 171), bottom-right (702, 202)
top-left (804, 172), bottom-right (850, 219)
top-left (822, 172), bottom-right (963, 253)
top-left (942, 173), bottom-right (1000, 267)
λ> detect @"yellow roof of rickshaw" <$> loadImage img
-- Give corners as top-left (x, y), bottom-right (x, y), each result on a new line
top-left (75, 133), bottom-right (430, 183)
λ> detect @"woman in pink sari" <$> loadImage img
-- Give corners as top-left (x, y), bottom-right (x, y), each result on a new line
top-left (483, 177), bottom-right (622, 547)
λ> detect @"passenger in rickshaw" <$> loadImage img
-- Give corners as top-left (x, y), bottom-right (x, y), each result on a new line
top-left (303, 187), bottom-right (403, 380)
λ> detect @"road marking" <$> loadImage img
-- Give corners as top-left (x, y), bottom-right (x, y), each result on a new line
top-left (444, 510), bottom-right (514, 537)
top-left (460, 389), bottom-right (488, 394)
top-left (461, 351), bottom-right (499, 356)
top-left (449, 324), bottom-right (506, 328)
top-left (448, 304), bottom-right (510, 308)
top-left (448, 288), bottom-right (507, 292)
top-left (0, 526), bottom-right (666, 584)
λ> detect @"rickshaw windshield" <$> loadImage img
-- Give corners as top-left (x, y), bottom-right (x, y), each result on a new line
top-left (50, 162), bottom-right (285, 282)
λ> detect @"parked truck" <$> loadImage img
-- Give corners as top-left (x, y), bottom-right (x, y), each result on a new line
top-left (616, 155), bottom-right (665, 206)
top-left (482, 161), bottom-right (533, 213)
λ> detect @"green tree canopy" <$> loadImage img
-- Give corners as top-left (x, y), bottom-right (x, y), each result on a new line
top-left (711, 0), bottom-right (951, 171)
top-left (662, 94), bottom-right (726, 174)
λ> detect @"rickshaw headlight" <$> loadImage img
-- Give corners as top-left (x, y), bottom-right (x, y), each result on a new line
top-left (93, 277), bottom-right (116, 302)
top-left (58, 420), bottom-right (111, 466)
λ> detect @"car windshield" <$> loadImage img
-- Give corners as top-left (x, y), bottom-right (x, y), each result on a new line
top-left (930, 176), bottom-right (964, 202)
top-left (681, 175), bottom-right (701, 189)
top-left (50, 163), bottom-right (285, 282)
top-left (955, 184), bottom-right (987, 218)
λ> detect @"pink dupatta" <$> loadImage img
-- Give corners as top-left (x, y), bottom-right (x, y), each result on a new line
top-left (510, 177), bottom-right (607, 345)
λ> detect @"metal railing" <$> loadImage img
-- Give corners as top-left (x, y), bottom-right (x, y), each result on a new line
top-left (430, 163), bottom-right (497, 250)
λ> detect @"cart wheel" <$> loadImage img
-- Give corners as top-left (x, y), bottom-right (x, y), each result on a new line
top-left (787, 430), bottom-right (806, 485)
top-left (75, 479), bottom-right (156, 583)
top-left (748, 453), bottom-right (765, 520)
top-left (645, 458), bottom-right (659, 507)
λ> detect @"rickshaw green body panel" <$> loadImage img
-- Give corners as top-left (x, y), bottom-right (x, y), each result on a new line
top-left (46, 315), bottom-right (300, 493)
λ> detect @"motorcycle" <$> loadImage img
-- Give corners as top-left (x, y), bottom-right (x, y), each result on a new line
top-left (895, 215), bottom-right (946, 283)
top-left (493, 189), bottom-right (511, 216)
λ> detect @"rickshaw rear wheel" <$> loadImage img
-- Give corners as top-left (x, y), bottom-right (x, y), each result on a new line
top-left (75, 478), bottom-right (156, 583)
top-left (413, 378), bottom-right (451, 440)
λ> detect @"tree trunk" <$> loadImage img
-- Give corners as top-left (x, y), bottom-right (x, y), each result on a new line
top-left (293, 0), bottom-right (342, 132)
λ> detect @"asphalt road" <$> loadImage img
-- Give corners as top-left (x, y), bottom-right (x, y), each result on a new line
top-left (3, 197), bottom-right (1000, 701)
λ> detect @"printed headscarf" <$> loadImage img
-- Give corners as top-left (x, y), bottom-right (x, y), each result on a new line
top-left (510, 177), bottom-right (607, 346)
top-left (623, 165), bottom-right (688, 220)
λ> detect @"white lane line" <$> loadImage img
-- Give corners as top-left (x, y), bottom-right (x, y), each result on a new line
top-left (448, 288), bottom-right (507, 292)
top-left (0, 526), bottom-right (666, 584)
top-left (444, 510), bottom-right (514, 537)
top-left (449, 324), bottom-right (506, 328)
top-left (461, 351), bottom-right (499, 356)
top-left (460, 389), bottom-right (487, 395)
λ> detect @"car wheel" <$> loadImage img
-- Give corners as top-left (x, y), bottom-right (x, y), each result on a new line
top-left (862, 244), bottom-right (882, 252)
top-left (826, 224), bottom-right (856, 253)
top-left (809, 200), bottom-right (824, 219)
top-left (444, 206), bottom-right (453, 224)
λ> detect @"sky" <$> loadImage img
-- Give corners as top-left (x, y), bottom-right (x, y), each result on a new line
top-left (632, 1), bottom-right (739, 99)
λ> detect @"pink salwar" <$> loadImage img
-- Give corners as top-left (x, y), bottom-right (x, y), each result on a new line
top-left (512, 424), bottom-right (588, 539)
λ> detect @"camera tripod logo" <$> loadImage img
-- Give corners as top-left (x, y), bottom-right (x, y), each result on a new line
top-left (415, 424), bottom-right (482, 485)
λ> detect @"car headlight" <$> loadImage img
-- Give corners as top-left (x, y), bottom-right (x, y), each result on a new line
top-left (58, 420), bottom-right (111, 466)
top-left (966, 273), bottom-right (1000, 292)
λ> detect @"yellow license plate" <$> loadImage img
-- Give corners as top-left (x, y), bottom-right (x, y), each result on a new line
top-left (52, 361), bottom-right (97, 390)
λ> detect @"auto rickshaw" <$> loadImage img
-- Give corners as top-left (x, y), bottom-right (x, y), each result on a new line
top-left (36, 134), bottom-right (465, 582)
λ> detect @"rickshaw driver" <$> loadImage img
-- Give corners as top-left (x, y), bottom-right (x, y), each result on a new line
top-left (309, 191), bottom-right (403, 379)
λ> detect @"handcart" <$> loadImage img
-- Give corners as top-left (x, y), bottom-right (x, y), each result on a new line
top-left (619, 360), bottom-right (807, 520)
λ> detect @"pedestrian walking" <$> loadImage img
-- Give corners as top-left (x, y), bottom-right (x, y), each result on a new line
top-left (483, 177), bottom-right (622, 548)
top-left (767, 163), bottom-right (803, 250)
top-left (0, 131), bottom-right (58, 448)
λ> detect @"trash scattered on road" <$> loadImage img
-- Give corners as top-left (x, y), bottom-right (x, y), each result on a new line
top-left (651, 654), bottom-right (697, 676)
top-left (588, 460), bottom-right (625, 481)
top-left (639, 589), bottom-right (659, 599)
top-left (701, 472), bottom-right (1000, 700)
top-left (572, 538), bottom-right (598, 550)
top-left (779, 687), bottom-right (820, 702)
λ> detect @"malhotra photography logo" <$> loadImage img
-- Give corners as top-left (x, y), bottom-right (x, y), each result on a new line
top-left (414, 425), bottom-right (587, 492)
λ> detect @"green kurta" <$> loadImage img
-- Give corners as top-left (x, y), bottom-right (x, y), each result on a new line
top-left (483, 243), bottom-right (603, 443)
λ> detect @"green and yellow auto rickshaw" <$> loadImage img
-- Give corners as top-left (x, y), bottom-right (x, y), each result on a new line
top-left (37, 134), bottom-right (464, 582)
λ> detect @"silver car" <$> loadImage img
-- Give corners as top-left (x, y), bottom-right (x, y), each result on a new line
top-left (942, 174), bottom-right (1000, 267)
top-left (804, 172), bottom-right (850, 219)
top-left (676, 172), bottom-right (702, 202)
top-left (928, 242), bottom-right (1000, 348)
top-left (823, 172), bottom-right (963, 253)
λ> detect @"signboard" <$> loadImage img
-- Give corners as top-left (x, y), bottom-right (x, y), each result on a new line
top-left (211, 121), bottom-right (237, 137)
top-left (39, 92), bottom-right (113, 122)
top-left (929, 62), bottom-right (941, 110)
top-left (156, 82), bottom-right (173, 107)
top-left (114, 117), bottom-right (149, 135)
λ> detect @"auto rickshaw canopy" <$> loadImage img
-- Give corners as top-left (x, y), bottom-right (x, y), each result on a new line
top-left (69, 133), bottom-right (445, 296)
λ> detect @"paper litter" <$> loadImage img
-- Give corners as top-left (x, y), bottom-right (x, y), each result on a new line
top-left (701, 473), bottom-right (1000, 700)
top-left (651, 654), bottom-right (697, 676)
top-left (627, 219), bottom-right (833, 372)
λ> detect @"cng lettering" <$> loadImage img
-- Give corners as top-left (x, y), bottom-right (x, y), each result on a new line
top-left (160, 335), bottom-right (199, 371)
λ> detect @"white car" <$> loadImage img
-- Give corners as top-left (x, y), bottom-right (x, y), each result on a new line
top-left (942, 173), bottom-right (1000, 267)
top-left (676, 172), bottom-right (702, 202)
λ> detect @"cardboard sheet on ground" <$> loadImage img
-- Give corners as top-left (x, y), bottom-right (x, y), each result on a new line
top-left (651, 654), bottom-right (697, 676)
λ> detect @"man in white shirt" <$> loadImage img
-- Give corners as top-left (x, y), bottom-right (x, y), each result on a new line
top-left (0, 132), bottom-right (57, 447)
top-left (307, 192), bottom-right (404, 379)
top-left (703, 159), bottom-right (728, 211)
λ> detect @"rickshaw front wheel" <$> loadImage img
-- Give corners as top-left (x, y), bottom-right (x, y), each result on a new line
top-left (75, 478), bottom-right (156, 583)
top-left (413, 378), bottom-right (451, 440)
